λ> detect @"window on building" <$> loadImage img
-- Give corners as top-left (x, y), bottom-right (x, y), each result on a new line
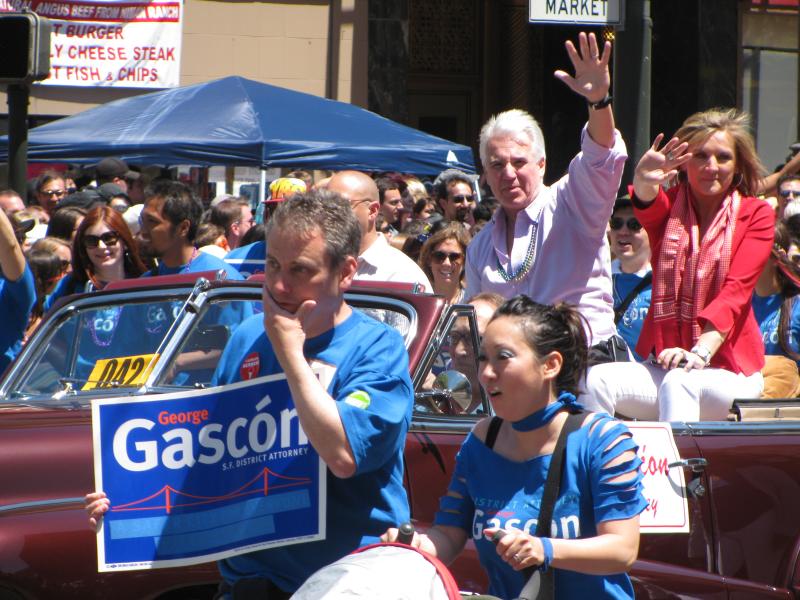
top-left (742, 1), bottom-right (799, 172)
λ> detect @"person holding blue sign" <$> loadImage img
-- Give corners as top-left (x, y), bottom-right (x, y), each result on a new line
top-left (88, 189), bottom-right (414, 599)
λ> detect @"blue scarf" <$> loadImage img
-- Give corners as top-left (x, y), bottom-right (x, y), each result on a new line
top-left (511, 391), bottom-right (584, 432)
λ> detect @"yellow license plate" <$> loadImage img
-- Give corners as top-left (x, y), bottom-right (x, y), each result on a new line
top-left (82, 353), bottom-right (160, 390)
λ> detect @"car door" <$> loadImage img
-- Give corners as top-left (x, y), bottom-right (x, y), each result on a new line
top-left (405, 303), bottom-right (490, 594)
top-left (689, 421), bottom-right (800, 599)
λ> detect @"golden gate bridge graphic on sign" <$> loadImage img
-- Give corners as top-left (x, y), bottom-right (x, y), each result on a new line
top-left (112, 467), bottom-right (313, 515)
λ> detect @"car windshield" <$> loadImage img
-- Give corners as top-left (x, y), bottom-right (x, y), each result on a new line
top-left (4, 289), bottom-right (416, 406)
top-left (9, 297), bottom-right (186, 403)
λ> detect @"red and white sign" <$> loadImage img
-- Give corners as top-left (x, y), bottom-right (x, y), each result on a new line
top-left (0, 0), bottom-right (183, 88)
top-left (629, 422), bottom-right (690, 534)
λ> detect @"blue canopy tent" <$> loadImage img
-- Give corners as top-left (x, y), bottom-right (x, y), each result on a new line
top-left (0, 76), bottom-right (475, 176)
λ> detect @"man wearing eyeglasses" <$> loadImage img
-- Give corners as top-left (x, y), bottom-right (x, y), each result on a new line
top-left (777, 174), bottom-right (800, 220)
top-left (209, 198), bottom-right (255, 250)
top-left (34, 170), bottom-right (68, 217)
top-left (434, 169), bottom-right (475, 226)
top-left (608, 197), bottom-right (651, 360)
top-left (326, 171), bottom-right (433, 293)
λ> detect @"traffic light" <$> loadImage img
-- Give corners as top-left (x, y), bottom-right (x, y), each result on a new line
top-left (0, 12), bottom-right (51, 83)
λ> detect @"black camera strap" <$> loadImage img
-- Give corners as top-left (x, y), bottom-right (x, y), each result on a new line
top-left (614, 271), bottom-right (652, 324)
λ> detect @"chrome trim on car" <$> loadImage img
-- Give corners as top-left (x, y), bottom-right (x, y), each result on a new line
top-left (344, 293), bottom-right (419, 349)
top-left (682, 420), bottom-right (800, 435)
top-left (410, 413), bottom-right (482, 435)
top-left (0, 497), bottom-right (84, 513)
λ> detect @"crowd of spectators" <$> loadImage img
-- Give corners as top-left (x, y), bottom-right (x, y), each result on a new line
top-left (5, 109), bottom-right (800, 411)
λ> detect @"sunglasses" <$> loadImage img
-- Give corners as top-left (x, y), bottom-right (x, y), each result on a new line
top-left (84, 231), bottom-right (120, 248)
top-left (59, 259), bottom-right (71, 271)
top-left (431, 250), bottom-right (463, 263)
top-left (780, 189), bottom-right (800, 200)
top-left (40, 189), bottom-right (66, 198)
top-left (450, 194), bottom-right (473, 204)
top-left (609, 217), bottom-right (643, 232)
top-left (448, 330), bottom-right (475, 346)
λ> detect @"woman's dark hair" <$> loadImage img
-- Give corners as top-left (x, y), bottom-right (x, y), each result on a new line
top-left (73, 205), bottom-right (146, 285)
top-left (46, 206), bottom-right (86, 241)
top-left (195, 222), bottom-right (225, 248)
top-left (492, 296), bottom-right (589, 396)
top-left (240, 222), bottom-right (265, 247)
top-left (413, 197), bottom-right (436, 219)
top-left (772, 221), bottom-right (800, 361)
top-left (25, 249), bottom-right (63, 320)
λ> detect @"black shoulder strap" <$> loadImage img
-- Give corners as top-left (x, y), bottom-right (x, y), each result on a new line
top-left (484, 416), bottom-right (503, 450)
top-left (614, 271), bottom-right (652, 324)
top-left (517, 410), bottom-right (584, 600)
top-left (535, 410), bottom-right (584, 537)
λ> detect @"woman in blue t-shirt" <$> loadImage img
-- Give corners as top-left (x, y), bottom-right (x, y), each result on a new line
top-left (384, 296), bottom-right (647, 599)
top-left (752, 221), bottom-right (800, 397)
top-left (753, 222), bottom-right (800, 363)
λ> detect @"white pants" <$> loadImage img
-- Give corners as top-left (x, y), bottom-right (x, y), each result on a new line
top-left (581, 361), bottom-right (764, 421)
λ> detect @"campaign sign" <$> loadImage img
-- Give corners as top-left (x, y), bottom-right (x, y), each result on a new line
top-left (628, 422), bottom-right (690, 534)
top-left (91, 372), bottom-right (326, 571)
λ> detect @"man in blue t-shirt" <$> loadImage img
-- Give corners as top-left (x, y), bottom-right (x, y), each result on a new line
top-left (88, 189), bottom-right (413, 599)
top-left (211, 189), bottom-right (413, 597)
top-left (139, 180), bottom-right (245, 281)
top-left (138, 181), bottom-right (250, 384)
top-left (608, 197), bottom-right (651, 360)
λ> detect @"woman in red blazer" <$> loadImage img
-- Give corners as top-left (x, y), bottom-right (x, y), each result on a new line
top-left (584, 108), bottom-right (774, 421)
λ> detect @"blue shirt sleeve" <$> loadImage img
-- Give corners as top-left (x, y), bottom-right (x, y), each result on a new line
top-left (0, 264), bottom-right (36, 367)
top-left (586, 414), bottom-right (648, 524)
top-left (335, 325), bottom-right (413, 475)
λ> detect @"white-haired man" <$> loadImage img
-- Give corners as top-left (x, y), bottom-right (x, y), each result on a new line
top-left (465, 32), bottom-right (627, 362)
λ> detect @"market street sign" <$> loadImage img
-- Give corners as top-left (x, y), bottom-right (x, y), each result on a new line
top-left (529, 0), bottom-right (622, 26)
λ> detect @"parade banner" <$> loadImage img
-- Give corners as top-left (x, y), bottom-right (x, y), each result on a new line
top-left (91, 372), bottom-right (326, 571)
top-left (0, 0), bottom-right (183, 87)
top-left (629, 422), bottom-right (690, 534)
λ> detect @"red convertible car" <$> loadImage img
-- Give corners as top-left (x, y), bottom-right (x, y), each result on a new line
top-left (1, 272), bottom-right (799, 599)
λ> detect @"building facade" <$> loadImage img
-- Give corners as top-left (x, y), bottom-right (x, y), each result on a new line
top-left (1, 0), bottom-right (797, 184)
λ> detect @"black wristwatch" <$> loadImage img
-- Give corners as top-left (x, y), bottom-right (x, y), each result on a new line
top-left (587, 93), bottom-right (613, 110)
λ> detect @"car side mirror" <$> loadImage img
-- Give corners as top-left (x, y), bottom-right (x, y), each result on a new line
top-left (433, 370), bottom-right (472, 413)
